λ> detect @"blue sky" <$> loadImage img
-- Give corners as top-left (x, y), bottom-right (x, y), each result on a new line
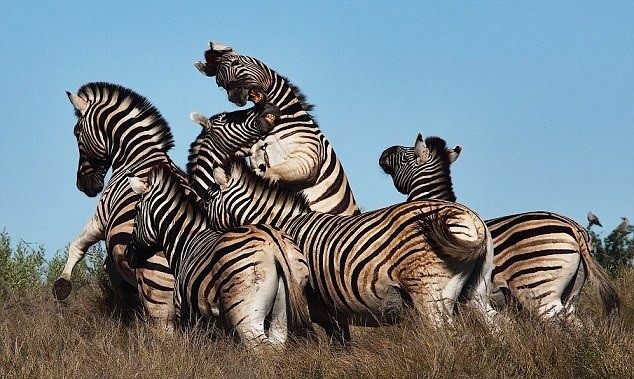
top-left (1, 2), bottom-right (632, 259)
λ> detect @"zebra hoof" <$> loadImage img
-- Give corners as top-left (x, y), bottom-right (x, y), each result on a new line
top-left (53, 278), bottom-right (72, 300)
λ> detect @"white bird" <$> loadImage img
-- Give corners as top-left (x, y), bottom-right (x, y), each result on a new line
top-left (587, 211), bottom-right (602, 228)
top-left (616, 217), bottom-right (630, 233)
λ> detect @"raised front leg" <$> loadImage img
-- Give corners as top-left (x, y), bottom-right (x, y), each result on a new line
top-left (53, 215), bottom-right (104, 300)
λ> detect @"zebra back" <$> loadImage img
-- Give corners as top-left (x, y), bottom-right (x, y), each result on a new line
top-left (206, 157), bottom-right (491, 327)
top-left (195, 43), bottom-right (359, 216)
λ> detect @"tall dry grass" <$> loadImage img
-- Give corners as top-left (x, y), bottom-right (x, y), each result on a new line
top-left (1, 269), bottom-right (632, 379)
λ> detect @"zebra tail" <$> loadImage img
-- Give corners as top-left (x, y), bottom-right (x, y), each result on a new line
top-left (417, 206), bottom-right (489, 262)
top-left (577, 228), bottom-right (621, 316)
top-left (272, 253), bottom-right (315, 338)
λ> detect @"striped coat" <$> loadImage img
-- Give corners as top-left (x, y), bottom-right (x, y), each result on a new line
top-left (55, 82), bottom-right (181, 330)
top-left (125, 164), bottom-right (312, 349)
top-left (379, 133), bottom-right (620, 317)
top-left (204, 158), bottom-right (496, 343)
top-left (195, 42), bottom-right (359, 215)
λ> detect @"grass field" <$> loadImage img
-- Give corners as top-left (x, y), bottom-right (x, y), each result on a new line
top-left (1, 269), bottom-right (633, 379)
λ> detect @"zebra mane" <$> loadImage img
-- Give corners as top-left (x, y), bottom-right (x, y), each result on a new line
top-left (424, 136), bottom-right (453, 169)
top-left (186, 124), bottom-right (210, 178)
top-left (77, 82), bottom-right (175, 153)
top-left (149, 163), bottom-right (202, 208)
top-left (221, 156), bottom-right (311, 209)
top-left (279, 74), bottom-right (315, 113)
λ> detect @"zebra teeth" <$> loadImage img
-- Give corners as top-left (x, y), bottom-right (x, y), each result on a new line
top-left (249, 89), bottom-right (265, 104)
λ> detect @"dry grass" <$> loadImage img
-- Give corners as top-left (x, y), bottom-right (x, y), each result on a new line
top-left (1, 269), bottom-right (633, 379)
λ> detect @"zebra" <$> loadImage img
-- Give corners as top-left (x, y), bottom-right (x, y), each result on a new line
top-left (187, 109), bottom-right (369, 342)
top-left (186, 101), bottom-right (280, 196)
top-left (195, 42), bottom-right (359, 216)
top-left (54, 82), bottom-right (182, 330)
top-left (124, 163), bottom-right (313, 349)
top-left (379, 133), bottom-right (621, 318)
top-left (202, 157), bottom-right (496, 344)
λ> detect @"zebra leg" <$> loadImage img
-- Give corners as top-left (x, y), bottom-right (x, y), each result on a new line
top-left (258, 142), bottom-right (322, 185)
top-left (320, 322), bottom-right (351, 346)
top-left (304, 286), bottom-right (351, 346)
top-left (267, 276), bottom-right (289, 345)
top-left (459, 235), bottom-right (498, 323)
top-left (526, 253), bottom-right (580, 319)
top-left (222, 261), bottom-right (283, 349)
top-left (53, 216), bottom-right (104, 300)
top-left (134, 252), bottom-right (176, 333)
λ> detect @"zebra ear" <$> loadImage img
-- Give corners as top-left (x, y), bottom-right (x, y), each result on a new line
top-left (67, 91), bottom-right (89, 115)
top-left (194, 41), bottom-right (235, 77)
top-left (447, 146), bottom-right (462, 164)
top-left (209, 41), bottom-right (234, 54)
top-left (414, 133), bottom-right (430, 163)
top-left (212, 166), bottom-right (229, 188)
top-left (128, 175), bottom-right (149, 195)
top-left (190, 112), bottom-right (211, 131)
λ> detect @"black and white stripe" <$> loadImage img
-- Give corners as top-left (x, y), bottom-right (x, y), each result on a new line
top-left (204, 158), bottom-right (496, 344)
top-left (55, 82), bottom-right (182, 330)
top-left (379, 133), bottom-right (620, 317)
top-left (186, 102), bottom-right (279, 196)
top-left (124, 164), bottom-right (313, 349)
top-left (195, 42), bottom-right (359, 215)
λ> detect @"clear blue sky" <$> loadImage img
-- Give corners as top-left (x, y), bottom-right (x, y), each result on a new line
top-left (1, 2), bottom-right (632, 259)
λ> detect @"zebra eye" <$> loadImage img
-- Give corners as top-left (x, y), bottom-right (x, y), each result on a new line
top-left (231, 59), bottom-right (240, 67)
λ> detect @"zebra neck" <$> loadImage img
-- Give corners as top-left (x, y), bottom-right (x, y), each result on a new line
top-left (156, 200), bottom-right (207, 272)
top-left (235, 191), bottom-right (309, 230)
top-left (211, 113), bottom-right (260, 159)
top-left (265, 76), bottom-right (313, 125)
top-left (407, 180), bottom-right (457, 202)
top-left (111, 147), bottom-right (169, 173)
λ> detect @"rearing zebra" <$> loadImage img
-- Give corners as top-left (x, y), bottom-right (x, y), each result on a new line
top-left (124, 164), bottom-right (313, 349)
top-left (203, 157), bottom-right (496, 344)
top-left (195, 42), bottom-right (359, 216)
top-left (379, 133), bottom-right (621, 317)
top-left (54, 82), bottom-right (181, 330)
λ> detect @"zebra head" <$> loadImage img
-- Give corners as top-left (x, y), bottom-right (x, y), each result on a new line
top-left (67, 90), bottom-right (108, 197)
top-left (124, 170), bottom-right (161, 269)
top-left (195, 42), bottom-right (270, 107)
top-left (379, 133), bottom-right (461, 202)
top-left (187, 105), bottom-right (280, 199)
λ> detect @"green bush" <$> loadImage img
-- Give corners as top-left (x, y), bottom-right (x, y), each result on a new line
top-left (589, 225), bottom-right (634, 274)
top-left (0, 229), bottom-right (107, 294)
top-left (0, 230), bottom-right (46, 293)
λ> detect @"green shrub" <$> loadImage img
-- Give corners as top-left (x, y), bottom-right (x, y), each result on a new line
top-left (0, 229), bottom-right (46, 293)
top-left (0, 229), bottom-right (107, 294)
top-left (589, 226), bottom-right (634, 274)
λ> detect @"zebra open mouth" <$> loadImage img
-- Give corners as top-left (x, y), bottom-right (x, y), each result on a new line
top-left (249, 89), bottom-right (265, 104)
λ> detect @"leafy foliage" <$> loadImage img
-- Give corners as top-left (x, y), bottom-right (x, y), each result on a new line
top-left (0, 229), bottom-right (107, 294)
top-left (588, 224), bottom-right (634, 274)
top-left (0, 229), bottom-right (46, 293)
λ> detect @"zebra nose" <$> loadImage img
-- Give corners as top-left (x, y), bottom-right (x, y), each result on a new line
top-left (225, 81), bottom-right (241, 91)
